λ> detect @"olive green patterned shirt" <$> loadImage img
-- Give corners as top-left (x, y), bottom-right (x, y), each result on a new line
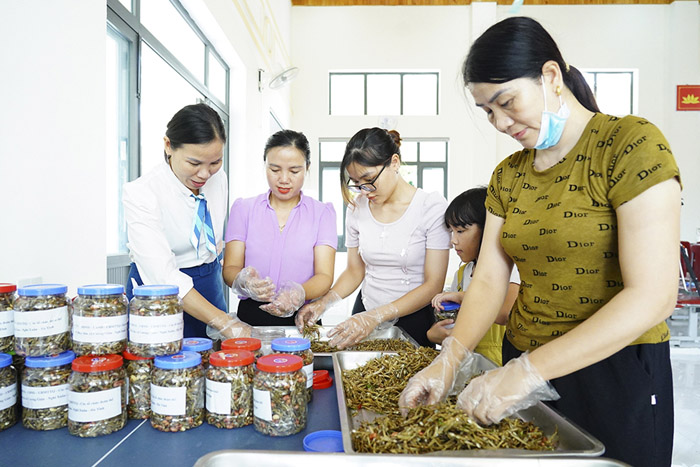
top-left (486, 113), bottom-right (681, 352)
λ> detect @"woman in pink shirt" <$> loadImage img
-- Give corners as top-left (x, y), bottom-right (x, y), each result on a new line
top-left (222, 130), bottom-right (337, 326)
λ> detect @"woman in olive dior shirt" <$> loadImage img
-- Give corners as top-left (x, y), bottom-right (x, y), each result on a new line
top-left (400, 17), bottom-right (681, 467)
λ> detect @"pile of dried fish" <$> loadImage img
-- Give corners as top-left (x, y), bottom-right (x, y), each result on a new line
top-left (309, 338), bottom-right (415, 353)
top-left (352, 401), bottom-right (557, 454)
top-left (341, 348), bottom-right (439, 414)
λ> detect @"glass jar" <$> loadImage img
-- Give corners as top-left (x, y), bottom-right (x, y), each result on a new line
top-left (0, 284), bottom-right (16, 353)
top-left (434, 301), bottom-right (460, 323)
top-left (22, 350), bottom-right (75, 430)
top-left (271, 337), bottom-right (313, 402)
top-left (151, 351), bottom-right (204, 432)
top-left (122, 350), bottom-right (153, 419)
top-left (251, 327), bottom-right (285, 356)
top-left (221, 337), bottom-right (262, 360)
top-left (0, 353), bottom-right (17, 431)
top-left (72, 284), bottom-right (128, 356)
top-left (128, 285), bottom-right (183, 357)
top-left (14, 284), bottom-right (71, 357)
top-left (253, 354), bottom-right (307, 436)
top-left (68, 355), bottom-right (126, 437)
top-left (182, 337), bottom-right (213, 369)
top-left (206, 350), bottom-right (255, 429)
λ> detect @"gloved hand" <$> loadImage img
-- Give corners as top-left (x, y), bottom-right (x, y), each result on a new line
top-left (206, 313), bottom-right (252, 341)
top-left (426, 319), bottom-right (454, 345)
top-left (398, 336), bottom-right (475, 414)
top-left (231, 266), bottom-right (275, 302)
top-left (327, 303), bottom-right (400, 350)
top-left (259, 281), bottom-right (306, 318)
top-left (431, 291), bottom-right (463, 310)
top-left (456, 351), bottom-right (559, 425)
top-left (295, 290), bottom-right (342, 332)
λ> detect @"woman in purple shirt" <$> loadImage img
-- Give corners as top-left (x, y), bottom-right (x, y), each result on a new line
top-left (222, 130), bottom-right (337, 326)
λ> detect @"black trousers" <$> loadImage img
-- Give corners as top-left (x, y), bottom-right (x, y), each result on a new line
top-left (236, 298), bottom-right (298, 327)
top-left (503, 337), bottom-right (674, 467)
top-left (352, 291), bottom-right (435, 348)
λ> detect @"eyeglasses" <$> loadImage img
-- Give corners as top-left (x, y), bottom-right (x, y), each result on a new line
top-left (347, 163), bottom-right (389, 193)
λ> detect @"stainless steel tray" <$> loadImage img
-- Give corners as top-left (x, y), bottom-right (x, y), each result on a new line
top-left (333, 351), bottom-right (605, 457)
top-left (196, 451), bottom-right (629, 466)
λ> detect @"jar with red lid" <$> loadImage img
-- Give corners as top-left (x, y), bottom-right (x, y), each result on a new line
top-left (253, 354), bottom-right (307, 436)
top-left (67, 354), bottom-right (126, 437)
top-left (206, 350), bottom-right (254, 429)
top-left (0, 284), bottom-right (16, 353)
top-left (221, 337), bottom-right (262, 360)
top-left (122, 350), bottom-right (153, 419)
top-left (271, 338), bottom-right (313, 402)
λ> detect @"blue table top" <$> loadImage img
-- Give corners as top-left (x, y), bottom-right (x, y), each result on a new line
top-left (0, 373), bottom-right (341, 467)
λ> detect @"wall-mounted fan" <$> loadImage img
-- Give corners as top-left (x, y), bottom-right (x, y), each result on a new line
top-left (258, 67), bottom-right (299, 92)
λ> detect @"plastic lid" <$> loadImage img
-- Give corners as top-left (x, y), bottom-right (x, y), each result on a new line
top-left (209, 350), bottom-right (255, 367)
top-left (133, 285), bottom-right (179, 297)
top-left (17, 284), bottom-right (68, 296)
top-left (0, 283), bottom-right (16, 293)
top-left (256, 354), bottom-right (303, 373)
top-left (154, 351), bottom-right (201, 369)
top-left (122, 349), bottom-right (154, 361)
top-left (25, 350), bottom-right (76, 368)
top-left (440, 301), bottom-right (460, 311)
top-left (271, 337), bottom-right (310, 352)
top-left (313, 370), bottom-right (333, 390)
top-left (0, 353), bottom-right (11, 368)
top-left (182, 337), bottom-right (213, 352)
top-left (72, 354), bottom-right (123, 372)
top-left (221, 337), bottom-right (261, 352)
top-left (77, 284), bottom-right (125, 296)
top-left (303, 430), bottom-right (344, 452)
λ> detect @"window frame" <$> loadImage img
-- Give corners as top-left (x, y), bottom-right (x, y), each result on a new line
top-left (581, 69), bottom-right (637, 116)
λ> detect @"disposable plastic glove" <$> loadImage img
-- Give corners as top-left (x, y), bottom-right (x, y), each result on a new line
top-left (295, 290), bottom-right (342, 332)
top-left (398, 336), bottom-right (475, 415)
top-left (259, 281), bottom-right (306, 318)
top-left (327, 303), bottom-right (400, 350)
top-left (430, 291), bottom-right (463, 310)
top-left (206, 313), bottom-right (252, 341)
top-left (231, 266), bottom-right (275, 302)
top-left (456, 351), bottom-right (560, 425)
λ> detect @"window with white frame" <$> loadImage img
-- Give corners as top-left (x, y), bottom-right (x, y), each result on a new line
top-left (581, 70), bottom-right (636, 116)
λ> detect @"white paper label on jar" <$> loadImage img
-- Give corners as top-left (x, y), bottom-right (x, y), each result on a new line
top-left (150, 384), bottom-right (186, 416)
top-left (68, 387), bottom-right (122, 422)
top-left (14, 306), bottom-right (69, 338)
top-left (0, 310), bottom-right (13, 338)
top-left (253, 388), bottom-right (272, 421)
top-left (72, 314), bottom-right (128, 343)
top-left (303, 363), bottom-right (313, 389)
top-left (205, 379), bottom-right (231, 415)
top-left (0, 382), bottom-right (17, 410)
top-left (129, 313), bottom-right (183, 344)
top-left (21, 383), bottom-right (70, 409)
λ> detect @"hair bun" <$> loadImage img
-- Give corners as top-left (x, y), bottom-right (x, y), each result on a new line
top-left (386, 129), bottom-right (402, 148)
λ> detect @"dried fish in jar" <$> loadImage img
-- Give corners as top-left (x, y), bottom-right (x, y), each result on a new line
top-left (434, 301), bottom-right (460, 322)
top-left (151, 351), bottom-right (204, 432)
top-left (68, 355), bottom-right (126, 437)
top-left (271, 338), bottom-right (313, 402)
top-left (14, 284), bottom-right (71, 357)
top-left (182, 337), bottom-right (213, 369)
top-left (253, 354), bottom-right (307, 436)
top-left (122, 350), bottom-right (153, 419)
top-left (0, 284), bottom-right (16, 353)
top-left (206, 350), bottom-right (255, 429)
top-left (0, 353), bottom-right (17, 431)
top-left (72, 284), bottom-right (128, 356)
top-left (22, 350), bottom-right (75, 430)
top-left (221, 337), bottom-right (262, 361)
top-left (128, 285), bottom-right (183, 358)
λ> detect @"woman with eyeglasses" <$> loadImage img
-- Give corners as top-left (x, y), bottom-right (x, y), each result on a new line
top-left (295, 128), bottom-right (451, 348)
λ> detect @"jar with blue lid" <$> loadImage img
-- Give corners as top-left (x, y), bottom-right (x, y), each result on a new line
top-left (271, 337), bottom-right (313, 402)
top-left (22, 350), bottom-right (75, 430)
top-left (14, 284), bottom-right (71, 357)
top-left (151, 351), bottom-right (204, 432)
top-left (182, 337), bottom-right (213, 369)
top-left (434, 301), bottom-right (461, 322)
top-left (128, 285), bottom-right (183, 358)
top-left (72, 284), bottom-right (128, 356)
top-left (0, 284), bottom-right (16, 353)
top-left (0, 353), bottom-right (17, 431)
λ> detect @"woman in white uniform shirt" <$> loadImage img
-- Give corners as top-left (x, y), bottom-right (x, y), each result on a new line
top-left (123, 103), bottom-right (249, 339)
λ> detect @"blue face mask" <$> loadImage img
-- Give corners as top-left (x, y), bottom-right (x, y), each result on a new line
top-left (534, 76), bottom-right (570, 150)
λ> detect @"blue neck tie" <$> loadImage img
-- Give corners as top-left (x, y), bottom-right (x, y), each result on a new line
top-left (190, 194), bottom-right (217, 258)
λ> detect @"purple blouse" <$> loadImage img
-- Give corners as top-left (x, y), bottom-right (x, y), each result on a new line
top-left (225, 191), bottom-right (337, 295)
